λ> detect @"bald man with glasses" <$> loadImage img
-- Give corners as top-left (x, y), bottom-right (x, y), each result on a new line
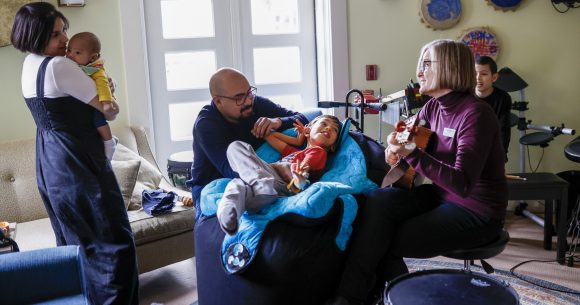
top-left (186, 68), bottom-right (308, 211)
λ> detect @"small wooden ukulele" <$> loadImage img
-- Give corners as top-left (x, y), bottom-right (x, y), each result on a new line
top-left (381, 115), bottom-right (432, 189)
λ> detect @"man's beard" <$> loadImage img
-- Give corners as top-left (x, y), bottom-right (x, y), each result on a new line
top-left (240, 103), bottom-right (253, 115)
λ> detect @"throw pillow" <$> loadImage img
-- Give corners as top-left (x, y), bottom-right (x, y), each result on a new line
top-left (111, 160), bottom-right (141, 209)
top-left (113, 143), bottom-right (164, 210)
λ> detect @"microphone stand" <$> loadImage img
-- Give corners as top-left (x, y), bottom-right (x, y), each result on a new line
top-left (318, 89), bottom-right (388, 135)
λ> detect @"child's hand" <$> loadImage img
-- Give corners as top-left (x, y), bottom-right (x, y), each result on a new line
top-left (102, 100), bottom-right (120, 120)
top-left (293, 120), bottom-right (306, 135)
top-left (103, 101), bottom-right (117, 112)
top-left (292, 160), bottom-right (310, 180)
top-left (288, 160), bottom-right (311, 192)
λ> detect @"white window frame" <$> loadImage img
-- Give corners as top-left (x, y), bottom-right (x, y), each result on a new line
top-left (119, 0), bottom-right (349, 157)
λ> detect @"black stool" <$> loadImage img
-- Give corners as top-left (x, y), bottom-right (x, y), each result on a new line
top-left (443, 229), bottom-right (510, 274)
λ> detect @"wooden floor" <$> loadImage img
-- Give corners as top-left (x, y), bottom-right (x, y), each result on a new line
top-left (138, 210), bottom-right (580, 305)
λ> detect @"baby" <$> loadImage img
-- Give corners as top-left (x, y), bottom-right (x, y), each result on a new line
top-left (66, 32), bottom-right (117, 160)
top-left (217, 114), bottom-right (341, 234)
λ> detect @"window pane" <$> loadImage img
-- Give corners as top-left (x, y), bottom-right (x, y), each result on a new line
top-left (269, 94), bottom-right (303, 111)
top-left (254, 47), bottom-right (301, 84)
top-left (161, 0), bottom-right (215, 39)
top-left (165, 51), bottom-right (216, 91)
top-left (251, 0), bottom-right (299, 35)
top-left (169, 102), bottom-right (206, 141)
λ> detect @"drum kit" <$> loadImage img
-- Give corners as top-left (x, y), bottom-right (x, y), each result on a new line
top-left (493, 67), bottom-right (578, 229)
top-left (495, 67), bottom-right (576, 170)
top-left (384, 269), bottom-right (519, 305)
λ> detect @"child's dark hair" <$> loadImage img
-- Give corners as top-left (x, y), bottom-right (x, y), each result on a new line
top-left (476, 56), bottom-right (498, 74)
top-left (71, 32), bottom-right (101, 54)
top-left (309, 114), bottom-right (342, 152)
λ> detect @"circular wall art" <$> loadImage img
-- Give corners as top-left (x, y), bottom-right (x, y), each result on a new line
top-left (485, 0), bottom-right (523, 11)
top-left (459, 27), bottom-right (500, 61)
top-left (419, 0), bottom-right (462, 31)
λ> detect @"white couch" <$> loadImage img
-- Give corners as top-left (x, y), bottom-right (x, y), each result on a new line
top-left (0, 125), bottom-right (195, 273)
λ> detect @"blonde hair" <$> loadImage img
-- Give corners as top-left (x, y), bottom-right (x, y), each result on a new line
top-left (417, 39), bottom-right (476, 93)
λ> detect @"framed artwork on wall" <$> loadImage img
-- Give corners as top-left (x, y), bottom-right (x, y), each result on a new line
top-left (486, 0), bottom-right (523, 11)
top-left (0, 0), bottom-right (37, 47)
top-left (459, 27), bottom-right (500, 60)
top-left (419, 0), bottom-right (462, 30)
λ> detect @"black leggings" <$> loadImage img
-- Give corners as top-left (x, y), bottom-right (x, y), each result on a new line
top-left (338, 185), bottom-right (504, 303)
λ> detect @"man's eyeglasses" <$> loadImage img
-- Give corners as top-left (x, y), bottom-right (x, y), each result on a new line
top-left (419, 60), bottom-right (436, 72)
top-left (216, 86), bottom-right (257, 106)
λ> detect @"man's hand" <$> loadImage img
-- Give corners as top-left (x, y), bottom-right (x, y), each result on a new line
top-left (252, 117), bottom-right (282, 138)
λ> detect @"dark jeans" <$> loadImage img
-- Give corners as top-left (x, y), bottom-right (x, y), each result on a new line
top-left (339, 185), bottom-right (504, 303)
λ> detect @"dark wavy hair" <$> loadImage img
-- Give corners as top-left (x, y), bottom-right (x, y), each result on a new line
top-left (11, 2), bottom-right (69, 54)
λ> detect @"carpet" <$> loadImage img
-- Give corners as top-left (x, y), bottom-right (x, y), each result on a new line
top-left (403, 259), bottom-right (580, 305)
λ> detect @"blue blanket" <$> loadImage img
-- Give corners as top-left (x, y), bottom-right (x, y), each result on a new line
top-left (200, 124), bottom-right (377, 274)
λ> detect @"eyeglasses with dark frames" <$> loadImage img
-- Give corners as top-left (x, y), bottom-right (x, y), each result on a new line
top-left (216, 86), bottom-right (257, 106)
top-left (419, 60), bottom-right (437, 72)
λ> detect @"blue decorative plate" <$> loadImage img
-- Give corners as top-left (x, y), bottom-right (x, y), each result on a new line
top-left (419, 0), bottom-right (462, 30)
top-left (486, 0), bottom-right (523, 11)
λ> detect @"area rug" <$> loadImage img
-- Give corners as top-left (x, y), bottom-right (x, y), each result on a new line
top-left (404, 259), bottom-right (580, 305)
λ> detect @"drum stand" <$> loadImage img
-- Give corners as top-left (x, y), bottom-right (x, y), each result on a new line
top-left (511, 91), bottom-right (576, 228)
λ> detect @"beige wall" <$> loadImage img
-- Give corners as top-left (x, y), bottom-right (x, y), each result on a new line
top-left (1, 0), bottom-right (579, 174)
top-left (0, 0), bottom-right (127, 141)
top-left (347, 0), bottom-right (580, 174)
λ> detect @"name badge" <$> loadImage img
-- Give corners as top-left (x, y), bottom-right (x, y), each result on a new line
top-left (443, 127), bottom-right (456, 138)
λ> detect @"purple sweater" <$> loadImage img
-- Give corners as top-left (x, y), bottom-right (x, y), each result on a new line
top-left (405, 91), bottom-right (508, 218)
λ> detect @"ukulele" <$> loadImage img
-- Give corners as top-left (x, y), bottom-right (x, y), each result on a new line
top-left (381, 115), bottom-right (432, 189)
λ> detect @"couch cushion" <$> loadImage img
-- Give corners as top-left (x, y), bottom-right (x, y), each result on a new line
top-left (127, 207), bottom-right (195, 246)
top-left (0, 139), bottom-right (48, 223)
top-left (113, 144), bottom-right (163, 210)
top-left (14, 218), bottom-right (56, 251)
top-left (111, 160), bottom-right (141, 209)
top-left (16, 206), bottom-right (195, 250)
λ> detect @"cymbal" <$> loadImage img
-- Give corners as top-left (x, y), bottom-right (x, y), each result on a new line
top-left (565, 136), bottom-right (580, 163)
